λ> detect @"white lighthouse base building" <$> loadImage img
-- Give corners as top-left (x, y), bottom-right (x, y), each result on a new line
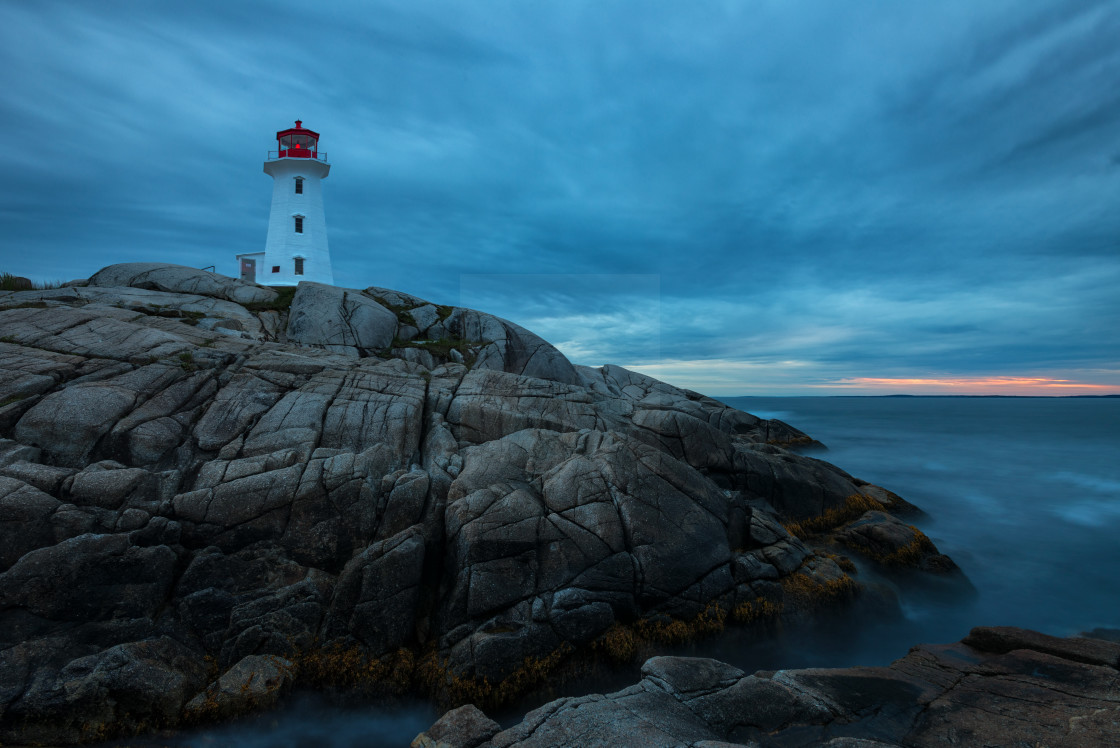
top-left (237, 120), bottom-right (335, 287)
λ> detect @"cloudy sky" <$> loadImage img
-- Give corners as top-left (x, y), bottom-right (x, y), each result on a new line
top-left (2, 0), bottom-right (1118, 395)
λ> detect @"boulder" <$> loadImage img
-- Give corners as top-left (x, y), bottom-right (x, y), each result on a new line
top-left (835, 510), bottom-right (957, 572)
top-left (285, 282), bottom-right (398, 352)
top-left (429, 627), bottom-right (1120, 747)
top-left (3, 637), bottom-right (208, 744)
top-left (445, 308), bottom-right (581, 385)
top-left (184, 654), bottom-right (293, 721)
top-left (963, 625), bottom-right (1120, 668)
top-left (0, 306), bottom-right (195, 363)
top-left (87, 262), bottom-right (277, 305)
top-left (412, 704), bottom-right (502, 748)
top-left (363, 286), bottom-right (581, 385)
top-left (2, 276), bottom-right (32, 290)
top-left (15, 365), bottom-right (184, 467)
top-left (437, 428), bottom-right (738, 678)
top-left (0, 285), bottom-right (259, 321)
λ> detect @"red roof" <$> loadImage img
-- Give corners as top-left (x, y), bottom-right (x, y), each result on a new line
top-left (275, 119), bottom-right (319, 140)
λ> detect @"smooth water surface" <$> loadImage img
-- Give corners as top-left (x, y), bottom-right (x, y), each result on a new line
top-left (108, 396), bottom-right (1120, 746)
top-left (718, 396), bottom-right (1120, 650)
top-left (106, 694), bottom-right (438, 748)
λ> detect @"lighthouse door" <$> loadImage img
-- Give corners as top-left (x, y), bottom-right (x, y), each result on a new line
top-left (240, 258), bottom-right (257, 283)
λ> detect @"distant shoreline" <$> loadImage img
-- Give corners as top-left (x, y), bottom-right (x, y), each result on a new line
top-left (722, 394), bottom-right (1120, 399)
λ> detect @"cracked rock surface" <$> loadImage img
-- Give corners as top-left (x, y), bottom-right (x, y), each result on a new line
top-left (0, 264), bottom-right (954, 743)
top-left (418, 626), bottom-right (1120, 748)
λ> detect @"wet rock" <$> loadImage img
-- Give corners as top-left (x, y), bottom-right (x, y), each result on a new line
top-left (835, 510), bottom-right (957, 572)
top-left (430, 627), bottom-right (1120, 747)
top-left (184, 654), bottom-right (293, 721)
top-left (963, 625), bottom-right (1120, 668)
top-left (412, 704), bottom-right (501, 748)
top-left (1082, 627), bottom-right (1120, 643)
top-left (1, 637), bottom-right (207, 745)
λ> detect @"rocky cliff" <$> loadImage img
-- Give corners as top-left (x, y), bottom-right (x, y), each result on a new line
top-left (0, 263), bottom-right (955, 743)
top-left (413, 626), bottom-right (1120, 748)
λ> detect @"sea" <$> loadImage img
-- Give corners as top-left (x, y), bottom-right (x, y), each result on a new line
top-left (108, 396), bottom-right (1120, 747)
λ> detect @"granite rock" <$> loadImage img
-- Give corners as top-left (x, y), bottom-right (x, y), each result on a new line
top-left (428, 627), bottom-right (1120, 748)
top-left (0, 264), bottom-right (961, 743)
top-left (86, 262), bottom-right (278, 305)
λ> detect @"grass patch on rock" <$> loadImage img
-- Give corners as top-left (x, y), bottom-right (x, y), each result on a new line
top-left (0, 272), bottom-right (64, 291)
top-left (243, 286), bottom-right (296, 313)
top-left (369, 295), bottom-right (419, 327)
top-left (182, 563), bottom-right (857, 732)
top-left (291, 641), bottom-right (573, 712)
top-left (730, 597), bottom-right (785, 625)
top-left (0, 301), bottom-right (49, 311)
top-left (781, 567), bottom-right (858, 607)
top-left (135, 306), bottom-right (205, 324)
top-left (388, 336), bottom-right (481, 368)
top-left (783, 493), bottom-right (887, 539)
top-left (848, 526), bottom-right (939, 568)
top-left (766, 435), bottom-right (819, 448)
top-left (369, 295), bottom-right (409, 313)
top-left (593, 597), bottom-right (785, 665)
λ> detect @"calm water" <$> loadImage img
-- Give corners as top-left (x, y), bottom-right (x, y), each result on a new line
top-left (111, 396), bottom-right (1120, 747)
top-left (725, 396), bottom-right (1120, 633)
top-left (689, 395), bottom-right (1120, 671)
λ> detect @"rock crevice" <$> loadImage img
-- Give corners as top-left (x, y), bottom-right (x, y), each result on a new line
top-left (0, 265), bottom-right (959, 743)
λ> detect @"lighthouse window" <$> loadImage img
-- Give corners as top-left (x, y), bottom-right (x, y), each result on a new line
top-left (294, 258), bottom-right (305, 275)
top-left (295, 178), bottom-right (303, 194)
top-left (294, 216), bottom-right (304, 233)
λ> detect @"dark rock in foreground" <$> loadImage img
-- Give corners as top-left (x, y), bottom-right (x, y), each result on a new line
top-left (416, 626), bottom-right (1120, 748)
top-left (0, 263), bottom-right (959, 743)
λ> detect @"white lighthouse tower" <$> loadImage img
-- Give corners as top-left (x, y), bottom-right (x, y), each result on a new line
top-left (237, 120), bottom-right (334, 286)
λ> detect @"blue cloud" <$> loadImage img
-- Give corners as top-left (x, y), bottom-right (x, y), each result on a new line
top-left (1, 0), bottom-right (1117, 393)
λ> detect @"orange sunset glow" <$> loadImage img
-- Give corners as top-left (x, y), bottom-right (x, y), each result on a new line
top-left (832, 376), bottom-right (1119, 396)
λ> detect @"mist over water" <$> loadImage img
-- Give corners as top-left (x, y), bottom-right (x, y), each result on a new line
top-left (108, 396), bottom-right (1120, 747)
top-left (719, 396), bottom-right (1120, 647)
top-left (106, 695), bottom-right (438, 748)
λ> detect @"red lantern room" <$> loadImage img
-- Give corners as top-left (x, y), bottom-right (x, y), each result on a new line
top-left (272, 119), bottom-right (322, 160)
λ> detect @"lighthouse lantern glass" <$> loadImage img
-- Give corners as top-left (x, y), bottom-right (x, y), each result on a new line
top-left (281, 133), bottom-right (317, 150)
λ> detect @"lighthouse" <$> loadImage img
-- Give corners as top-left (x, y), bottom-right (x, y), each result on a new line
top-left (237, 120), bottom-right (334, 286)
